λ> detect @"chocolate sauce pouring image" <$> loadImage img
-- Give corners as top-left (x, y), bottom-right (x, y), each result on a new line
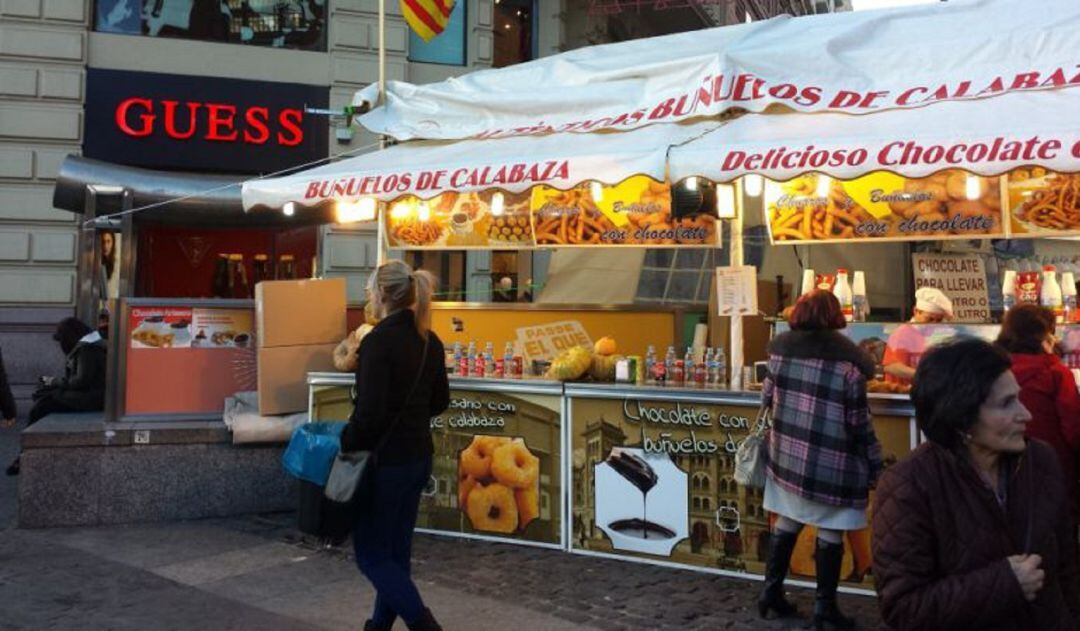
top-left (606, 447), bottom-right (660, 539)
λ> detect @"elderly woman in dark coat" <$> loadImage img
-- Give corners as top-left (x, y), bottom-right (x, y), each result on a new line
top-left (757, 290), bottom-right (882, 630)
top-left (873, 338), bottom-right (1080, 631)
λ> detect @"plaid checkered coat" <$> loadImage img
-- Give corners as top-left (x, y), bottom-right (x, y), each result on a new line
top-left (762, 330), bottom-right (883, 509)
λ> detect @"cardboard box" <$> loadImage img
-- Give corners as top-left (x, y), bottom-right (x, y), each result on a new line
top-left (257, 343), bottom-right (337, 416)
top-left (256, 278), bottom-right (347, 348)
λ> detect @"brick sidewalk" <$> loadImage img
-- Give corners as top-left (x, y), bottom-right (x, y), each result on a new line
top-left (0, 512), bottom-right (887, 630)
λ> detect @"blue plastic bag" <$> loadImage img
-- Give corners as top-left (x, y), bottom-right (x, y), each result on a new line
top-left (282, 422), bottom-right (348, 486)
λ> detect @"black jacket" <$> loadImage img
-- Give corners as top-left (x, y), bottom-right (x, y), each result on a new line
top-left (342, 309), bottom-right (450, 465)
top-left (50, 335), bottom-right (107, 411)
top-left (0, 346), bottom-right (15, 420)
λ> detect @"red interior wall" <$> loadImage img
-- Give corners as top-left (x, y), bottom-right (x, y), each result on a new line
top-left (136, 225), bottom-right (317, 298)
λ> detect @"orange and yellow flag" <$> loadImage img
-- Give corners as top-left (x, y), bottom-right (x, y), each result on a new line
top-left (401, 0), bottom-right (456, 42)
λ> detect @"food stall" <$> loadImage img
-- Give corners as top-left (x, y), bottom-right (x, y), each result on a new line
top-left (239, 0), bottom-right (1080, 593)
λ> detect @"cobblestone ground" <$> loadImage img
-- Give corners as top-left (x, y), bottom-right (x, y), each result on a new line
top-left (285, 519), bottom-right (887, 630)
top-left (0, 507), bottom-right (887, 630)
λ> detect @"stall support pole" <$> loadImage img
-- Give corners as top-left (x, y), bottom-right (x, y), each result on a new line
top-left (375, 0), bottom-right (389, 266)
top-left (730, 183), bottom-right (745, 390)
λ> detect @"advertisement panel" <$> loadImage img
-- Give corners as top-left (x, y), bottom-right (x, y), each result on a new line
top-left (1006, 169), bottom-right (1080, 236)
top-left (130, 307), bottom-right (254, 349)
top-left (911, 254), bottom-right (991, 322)
top-left (429, 388), bottom-right (562, 545)
top-left (568, 395), bottom-right (912, 588)
top-left (386, 190), bottom-right (533, 249)
top-left (765, 171), bottom-right (1005, 244)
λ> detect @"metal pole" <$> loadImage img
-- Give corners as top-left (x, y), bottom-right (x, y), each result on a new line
top-left (376, 0), bottom-right (389, 266)
top-left (729, 180), bottom-right (745, 390)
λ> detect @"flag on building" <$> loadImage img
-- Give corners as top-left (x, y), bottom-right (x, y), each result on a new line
top-left (401, 0), bottom-right (456, 42)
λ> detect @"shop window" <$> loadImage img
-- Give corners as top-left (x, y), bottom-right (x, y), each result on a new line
top-left (493, 0), bottom-right (535, 68)
top-left (405, 251), bottom-right (468, 301)
top-left (95, 1), bottom-right (327, 51)
top-left (409, 1), bottom-right (467, 65)
top-left (636, 249), bottom-right (717, 305)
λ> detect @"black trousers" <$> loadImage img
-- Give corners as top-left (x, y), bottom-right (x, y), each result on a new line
top-left (27, 395), bottom-right (78, 426)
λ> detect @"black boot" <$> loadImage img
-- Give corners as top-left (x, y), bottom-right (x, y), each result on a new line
top-left (364, 621), bottom-right (392, 631)
top-left (5, 457), bottom-right (18, 476)
top-left (757, 529), bottom-right (800, 619)
top-left (406, 608), bottom-right (442, 631)
top-left (813, 539), bottom-right (855, 630)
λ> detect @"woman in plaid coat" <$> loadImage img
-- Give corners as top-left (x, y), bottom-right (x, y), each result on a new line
top-left (757, 290), bottom-right (882, 630)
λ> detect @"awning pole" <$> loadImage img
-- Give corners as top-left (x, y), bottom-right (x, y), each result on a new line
top-left (376, 0), bottom-right (389, 265)
top-left (730, 180), bottom-right (745, 391)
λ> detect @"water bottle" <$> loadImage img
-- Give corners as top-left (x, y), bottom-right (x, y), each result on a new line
top-left (705, 348), bottom-right (718, 387)
top-left (450, 342), bottom-right (462, 376)
top-left (715, 346), bottom-right (728, 389)
top-left (463, 341), bottom-right (476, 377)
top-left (644, 345), bottom-right (656, 385)
top-left (484, 342), bottom-right (496, 377)
top-left (502, 342), bottom-right (514, 379)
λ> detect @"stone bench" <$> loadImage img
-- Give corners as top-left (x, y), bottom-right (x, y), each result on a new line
top-left (18, 413), bottom-right (296, 528)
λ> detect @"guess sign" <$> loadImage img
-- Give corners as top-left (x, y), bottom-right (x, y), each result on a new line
top-left (85, 69), bottom-right (328, 174)
top-left (114, 98), bottom-right (304, 146)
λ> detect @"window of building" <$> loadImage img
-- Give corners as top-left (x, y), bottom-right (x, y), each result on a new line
top-left (493, 0), bottom-right (535, 67)
top-left (409, 1), bottom-right (467, 65)
top-left (95, 1), bottom-right (327, 52)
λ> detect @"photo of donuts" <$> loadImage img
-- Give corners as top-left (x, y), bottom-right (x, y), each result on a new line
top-left (594, 447), bottom-right (688, 557)
top-left (458, 435), bottom-right (540, 535)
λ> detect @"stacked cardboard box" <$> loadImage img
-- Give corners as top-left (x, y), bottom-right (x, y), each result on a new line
top-left (256, 278), bottom-right (347, 415)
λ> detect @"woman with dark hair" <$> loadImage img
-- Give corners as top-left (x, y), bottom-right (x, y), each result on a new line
top-left (873, 338), bottom-right (1080, 631)
top-left (757, 290), bottom-right (881, 630)
top-left (997, 304), bottom-right (1080, 517)
top-left (6, 317), bottom-right (106, 476)
top-left (343, 260), bottom-right (449, 631)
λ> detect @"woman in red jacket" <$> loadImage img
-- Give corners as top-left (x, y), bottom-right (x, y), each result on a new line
top-left (997, 304), bottom-right (1080, 517)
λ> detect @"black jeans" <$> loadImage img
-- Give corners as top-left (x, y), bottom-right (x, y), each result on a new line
top-left (352, 457), bottom-right (433, 627)
top-left (28, 395), bottom-right (78, 426)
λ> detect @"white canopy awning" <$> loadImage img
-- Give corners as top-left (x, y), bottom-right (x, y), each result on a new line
top-left (669, 88), bottom-right (1080, 183)
top-left (241, 121), bottom-right (718, 213)
top-left (354, 0), bottom-right (1080, 141)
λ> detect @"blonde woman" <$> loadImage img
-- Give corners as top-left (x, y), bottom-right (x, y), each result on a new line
top-left (341, 260), bottom-right (450, 631)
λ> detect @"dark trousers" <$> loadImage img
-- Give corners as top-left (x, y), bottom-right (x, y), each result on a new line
top-left (28, 395), bottom-right (78, 426)
top-left (353, 457), bottom-right (432, 626)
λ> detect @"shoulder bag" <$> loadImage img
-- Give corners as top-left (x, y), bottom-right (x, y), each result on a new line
top-left (733, 403), bottom-right (771, 489)
top-left (324, 335), bottom-right (429, 503)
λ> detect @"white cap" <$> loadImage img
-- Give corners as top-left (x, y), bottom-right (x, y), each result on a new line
top-left (915, 287), bottom-right (954, 317)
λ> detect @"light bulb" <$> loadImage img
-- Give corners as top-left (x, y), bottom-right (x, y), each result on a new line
top-left (491, 192), bottom-right (505, 216)
top-left (390, 202), bottom-right (410, 220)
top-left (744, 174), bottom-right (763, 197)
top-left (590, 182), bottom-right (604, 202)
top-left (335, 198), bottom-right (377, 223)
top-left (716, 184), bottom-right (737, 219)
top-left (283, 202), bottom-right (295, 217)
top-left (816, 176), bottom-right (831, 198)
top-left (685, 177), bottom-right (698, 192)
top-left (965, 174), bottom-right (982, 200)
top-left (417, 201), bottom-right (431, 222)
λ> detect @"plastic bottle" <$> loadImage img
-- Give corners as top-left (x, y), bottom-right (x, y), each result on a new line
top-left (852, 271), bottom-right (868, 322)
top-left (715, 346), bottom-right (728, 390)
top-left (833, 268), bottom-right (854, 322)
top-left (1002, 270), bottom-right (1018, 313)
top-left (483, 342), bottom-right (496, 377)
top-left (1042, 265), bottom-right (1064, 324)
top-left (451, 342), bottom-right (462, 376)
top-left (1063, 272), bottom-right (1077, 324)
top-left (502, 342), bottom-right (514, 379)
top-left (692, 348), bottom-right (707, 388)
top-left (801, 268), bottom-right (816, 296)
top-left (464, 341), bottom-right (476, 377)
top-left (644, 345), bottom-right (657, 385)
top-left (661, 346), bottom-right (675, 386)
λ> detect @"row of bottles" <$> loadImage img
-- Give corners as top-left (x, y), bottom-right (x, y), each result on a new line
top-left (211, 253), bottom-right (298, 299)
top-left (449, 341), bottom-right (524, 379)
top-left (643, 345), bottom-right (728, 388)
top-left (1002, 265), bottom-right (1078, 323)
top-left (801, 268), bottom-right (869, 322)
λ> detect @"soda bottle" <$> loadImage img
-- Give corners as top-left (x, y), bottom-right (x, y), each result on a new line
top-left (484, 342), bottom-right (496, 378)
top-left (715, 346), bottom-right (728, 389)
